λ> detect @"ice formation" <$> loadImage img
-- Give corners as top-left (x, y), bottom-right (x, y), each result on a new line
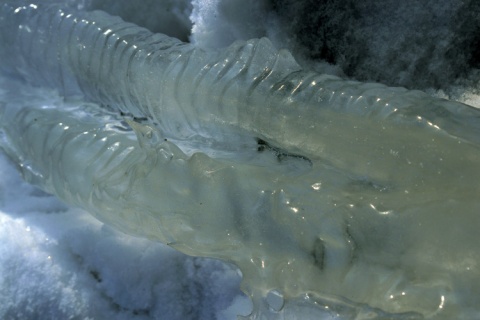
top-left (1, 1), bottom-right (480, 319)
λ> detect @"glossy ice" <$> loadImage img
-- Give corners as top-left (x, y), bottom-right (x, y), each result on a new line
top-left (1, 1), bottom-right (480, 319)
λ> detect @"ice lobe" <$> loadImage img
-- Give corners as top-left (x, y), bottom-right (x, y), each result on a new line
top-left (1, 1), bottom-right (480, 319)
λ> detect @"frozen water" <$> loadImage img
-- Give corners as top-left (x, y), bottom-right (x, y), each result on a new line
top-left (0, 151), bottom-right (249, 319)
top-left (1, 1), bottom-right (480, 319)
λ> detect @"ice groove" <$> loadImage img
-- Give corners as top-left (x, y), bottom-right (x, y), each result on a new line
top-left (4, 1), bottom-right (480, 156)
top-left (2, 1), bottom-right (480, 319)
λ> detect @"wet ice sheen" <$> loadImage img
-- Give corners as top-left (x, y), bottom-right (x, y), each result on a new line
top-left (1, 1), bottom-right (480, 319)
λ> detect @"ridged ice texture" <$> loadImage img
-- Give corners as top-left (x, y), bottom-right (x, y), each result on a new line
top-left (2, 1), bottom-right (480, 319)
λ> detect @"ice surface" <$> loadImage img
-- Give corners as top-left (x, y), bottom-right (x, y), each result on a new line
top-left (86, 0), bottom-right (193, 41)
top-left (0, 85), bottom-right (249, 320)
top-left (1, 1), bottom-right (480, 319)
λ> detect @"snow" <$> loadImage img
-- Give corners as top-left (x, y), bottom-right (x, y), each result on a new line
top-left (1, 0), bottom-right (479, 319)
top-left (188, 0), bottom-right (480, 106)
top-left (0, 153), bottom-right (250, 319)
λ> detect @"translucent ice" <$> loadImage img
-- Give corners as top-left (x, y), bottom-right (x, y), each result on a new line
top-left (1, 1), bottom-right (480, 319)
